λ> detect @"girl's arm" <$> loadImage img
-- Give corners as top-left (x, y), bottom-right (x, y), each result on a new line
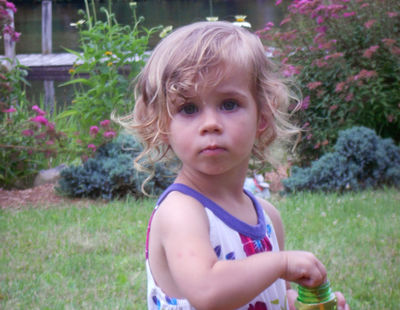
top-left (153, 192), bottom-right (326, 310)
top-left (258, 198), bottom-right (298, 309)
top-left (260, 198), bottom-right (350, 310)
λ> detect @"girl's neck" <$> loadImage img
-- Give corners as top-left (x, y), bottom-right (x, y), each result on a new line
top-left (175, 166), bottom-right (258, 225)
top-left (174, 165), bottom-right (248, 203)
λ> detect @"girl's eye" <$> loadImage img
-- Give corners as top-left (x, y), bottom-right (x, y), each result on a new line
top-left (221, 100), bottom-right (239, 111)
top-left (179, 103), bottom-right (198, 115)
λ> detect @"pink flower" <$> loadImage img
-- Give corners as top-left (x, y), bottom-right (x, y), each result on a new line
top-left (313, 32), bottom-right (325, 44)
top-left (5, 1), bottom-right (17, 13)
top-left (307, 81), bottom-right (322, 90)
top-left (263, 22), bottom-right (275, 31)
top-left (335, 82), bottom-right (346, 93)
top-left (387, 12), bottom-right (398, 18)
top-left (316, 16), bottom-right (324, 24)
top-left (100, 119), bottom-right (110, 127)
top-left (329, 105), bottom-right (339, 111)
top-left (313, 58), bottom-right (328, 68)
top-left (280, 17), bottom-right (291, 26)
top-left (22, 129), bottom-right (34, 136)
top-left (306, 133), bottom-right (313, 140)
top-left (103, 131), bottom-right (116, 138)
top-left (355, 69), bottom-right (377, 80)
top-left (387, 115), bottom-right (394, 123)
top-left (90, 125), bottom-right (99, 136)
top-left (87, 144), bottom-right (97, 152)
top-left (12, 31), bottom-right (20, 42)
top-left (300, 96), bottom-right (310, 110)
top-left (2, 106), bottom-right (16, 113)
top-left (343, 12), bottom-right (356, 18)
top-left (35, 132), bottom-right (46, 140)
top-left (282, 65), bottom-right (301, 77)
top-left (390, 46), bottom-right (400, 56)
top-left (315, 26), bottom-right (327, 34)
top-left (46, 140), bottom-right (54, 145)
top-left (30, 115), bottom-right (49, 126)
top-left (382, 38), bottom-right (395, 47)
top-left (364, 20), bottom-right (376, 29)
top-left (275, 0), bottom-right (282, 5)
top-left (32, 105), bottom-right (46, 116)
top-left (47, 122), bottom-right (55, 130)
top-left (362, 45), bottom-right (379, 58)
top-left (345, 93), bottom-right (353, 102)
top-left (324, 52), bottom-right (344, 60)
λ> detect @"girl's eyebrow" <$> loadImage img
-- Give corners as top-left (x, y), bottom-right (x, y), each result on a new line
top-left (215, 89), bottom-right (250, 99)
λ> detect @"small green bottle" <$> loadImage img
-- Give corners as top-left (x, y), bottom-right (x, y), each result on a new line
top-left (295, 281), bottom-right (337, 310)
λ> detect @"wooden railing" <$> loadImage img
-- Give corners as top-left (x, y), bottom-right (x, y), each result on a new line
top-left (3, 0), bottom-right (53, 66)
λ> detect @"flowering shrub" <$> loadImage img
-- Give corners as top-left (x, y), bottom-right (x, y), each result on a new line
top-left (0, 0), bottom-right (20, 42)
top-left (58, 0), bottom-right (161, 143)
top-left (0, 102), bottom-right (116, 189)
top-left (0, 99), bottom-right (68, 189)
top-left (0, 52), bottom-right (120, 188)
top-left (257, 0), bottom-right (400, 164)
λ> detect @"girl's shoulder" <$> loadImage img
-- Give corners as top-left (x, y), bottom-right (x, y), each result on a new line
top-left (255, 197), bottom-right (285, 248)
top-left (152, 190), bottom-right (210, 237)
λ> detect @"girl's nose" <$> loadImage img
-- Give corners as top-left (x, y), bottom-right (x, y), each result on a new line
top-left (199, 109), bottom-right (223, 135)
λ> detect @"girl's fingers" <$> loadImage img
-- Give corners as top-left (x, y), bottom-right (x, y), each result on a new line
top-left (334, 291), bottom-right (350, 310)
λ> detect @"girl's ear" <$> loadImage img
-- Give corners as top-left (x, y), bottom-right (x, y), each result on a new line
top-left (257, 114), bottom-right (268, 137)
top-left (160, 133), bottom-right (169, 144)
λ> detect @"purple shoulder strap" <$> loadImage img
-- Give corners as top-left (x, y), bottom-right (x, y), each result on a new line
top-left (145, 183), bottom-right (266, 258)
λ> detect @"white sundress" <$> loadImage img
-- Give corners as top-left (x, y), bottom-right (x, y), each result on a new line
top-left (145, 183), bottom-right (288, 310)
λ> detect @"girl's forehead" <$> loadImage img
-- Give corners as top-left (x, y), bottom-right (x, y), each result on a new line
top-left (194, 61), bottom-right (252, 87)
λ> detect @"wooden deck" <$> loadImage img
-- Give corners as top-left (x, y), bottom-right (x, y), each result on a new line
top-left (1, 53), bottom-right (82, 80)
top-left (1, 52), bottom-right (148, 80)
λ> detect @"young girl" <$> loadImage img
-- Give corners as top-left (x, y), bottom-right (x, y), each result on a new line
top-left (117, 21), bottom-right (349, 310)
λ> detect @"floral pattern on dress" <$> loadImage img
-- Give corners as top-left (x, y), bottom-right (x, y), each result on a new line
top-left (239, 233), bottom-right (272, 257)
top-left (248, 301), bottom-right (268, 310)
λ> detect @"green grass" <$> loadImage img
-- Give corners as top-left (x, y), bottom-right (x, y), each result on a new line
top-left (1, 188), bottom-right (399, 309)
top-left (272, 188), bottom-right (400, 309)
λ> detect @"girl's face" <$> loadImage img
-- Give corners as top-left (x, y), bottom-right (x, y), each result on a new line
top-left (166, 64), bottom-right (266, 178)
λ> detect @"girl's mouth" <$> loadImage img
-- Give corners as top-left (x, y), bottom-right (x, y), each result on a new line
top-left (200, 145), bottom-right (226, 155)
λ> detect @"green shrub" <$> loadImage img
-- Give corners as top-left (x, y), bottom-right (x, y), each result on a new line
top-left (283, 126), bottom-right (400, 194)
top-left (257, 0), bottom-right (400, 164)
top-left (0, 60), bottom-right (66, 189)
top-left (58, 0), bottom-right (161, 139)
top-left (57, 134), bottom-right (175, 200)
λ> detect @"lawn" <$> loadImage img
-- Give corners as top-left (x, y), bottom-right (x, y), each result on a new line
top-left (1, 188), bottom-right (399, 309)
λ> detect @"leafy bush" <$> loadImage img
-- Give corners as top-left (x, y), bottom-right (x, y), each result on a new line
top-left (257, 0), bottom-right (400, 164)
top-left (58, 0), bottom-right (161, 140)
top-left (282, 126), bottom-right (400, 194)
top-left (0, 59), bottom-right (64, 189)
top-left (57, 134), bottom-right (175, 200)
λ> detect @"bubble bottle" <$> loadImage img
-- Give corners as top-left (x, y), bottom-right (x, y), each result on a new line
top-left (295, 281), bottom-right (337, 310)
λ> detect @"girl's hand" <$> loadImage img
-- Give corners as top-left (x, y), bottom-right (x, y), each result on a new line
top-left (335, 291), bottom-right (350, 310)
top-left (282, 251), bottom-right (327, 287)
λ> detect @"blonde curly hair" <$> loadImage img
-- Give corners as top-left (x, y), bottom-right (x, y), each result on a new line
top-left (114, 21), bottom-right (300, 185)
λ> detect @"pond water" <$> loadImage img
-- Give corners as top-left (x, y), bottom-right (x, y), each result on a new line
top-left (3, 0), bottom-right (286, 108)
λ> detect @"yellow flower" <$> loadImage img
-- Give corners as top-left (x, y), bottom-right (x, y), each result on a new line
top-left (68, 68), bottom-right (75, 74)
top-left (107, 62), bottom-right (113, 67)
top-left (233, 15), bottom-right (251, 28)
top-left (105, 51), bottom-right (113, 56)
